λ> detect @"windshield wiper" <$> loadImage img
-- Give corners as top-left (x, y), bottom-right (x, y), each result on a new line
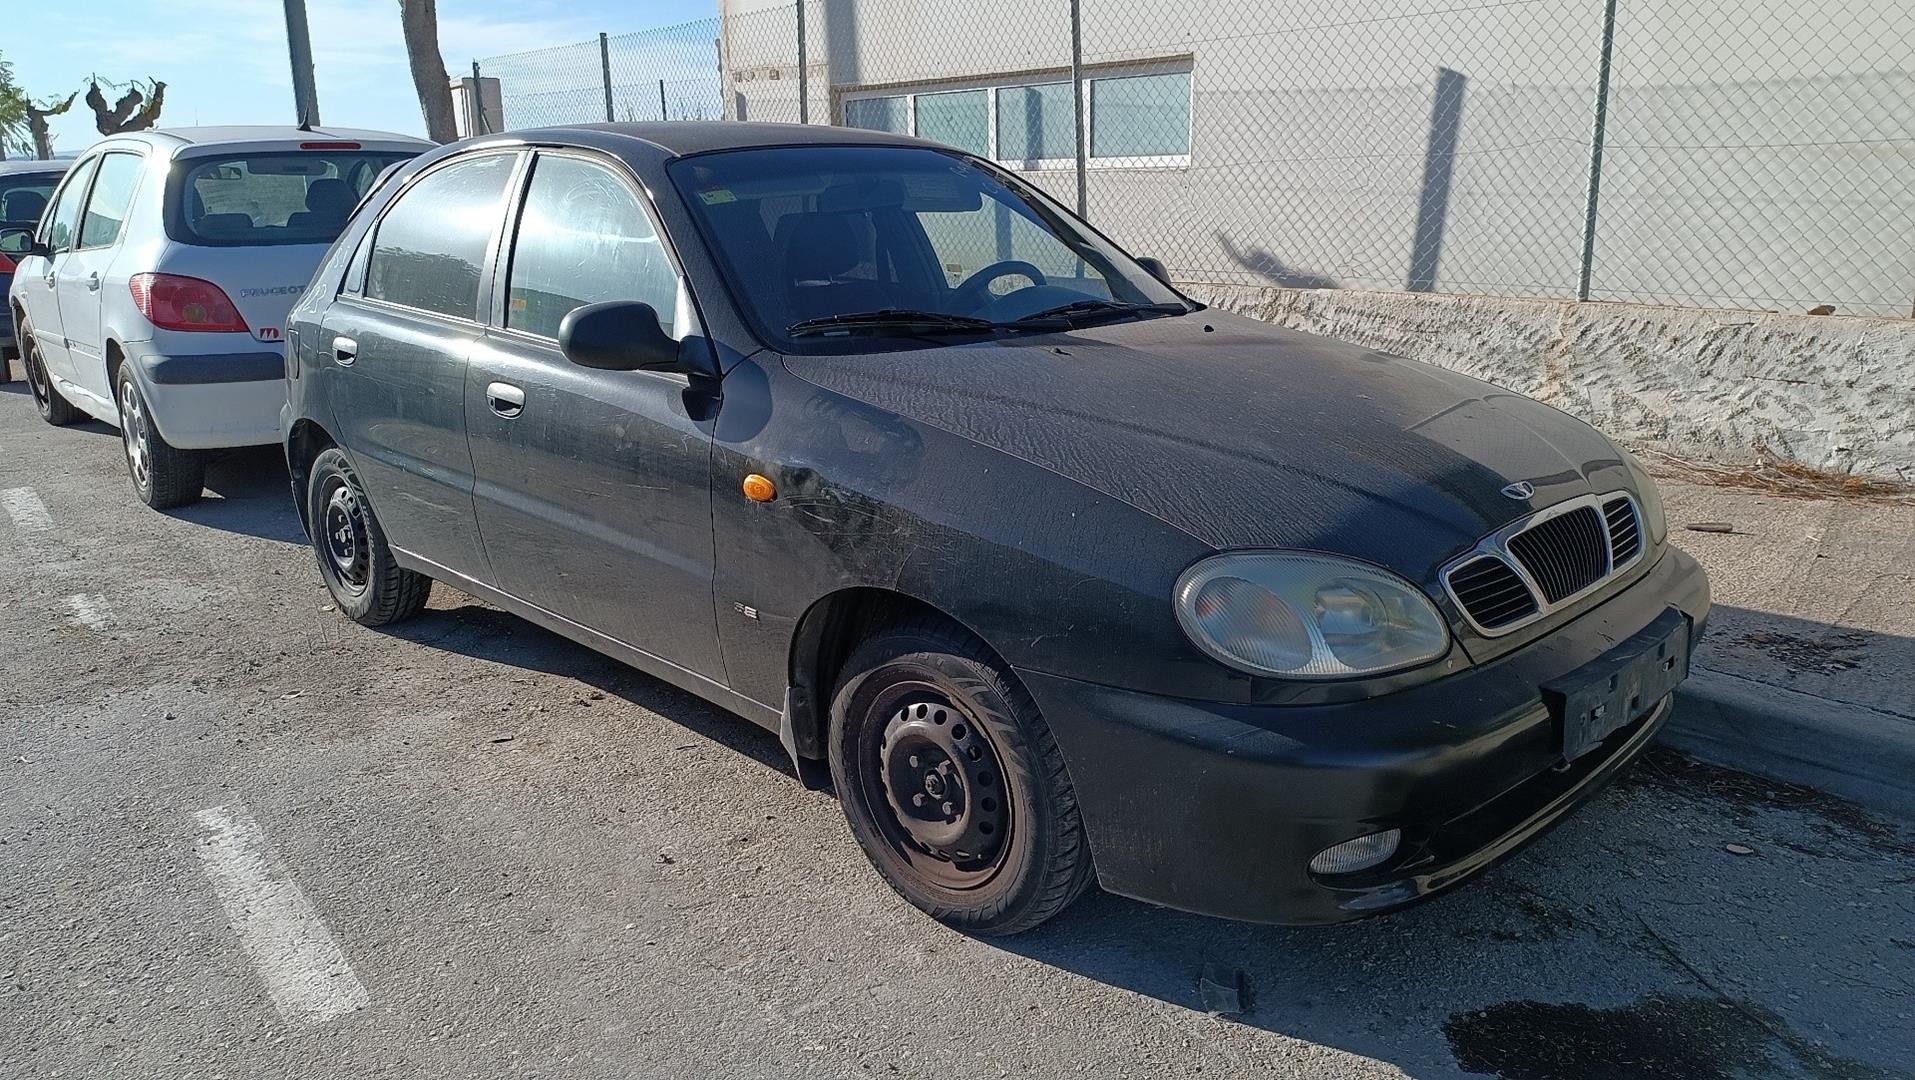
top-left (786, 309), bottom-right (1003, 337)
top-left (1014, 299), bottom-right (1188, 326)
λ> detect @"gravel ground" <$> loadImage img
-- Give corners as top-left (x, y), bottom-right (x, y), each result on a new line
top-left (2, 384), bottom-right (1912, 1079)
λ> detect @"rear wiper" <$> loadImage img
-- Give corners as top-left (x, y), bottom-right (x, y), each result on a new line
top-left (786, 309), bottom-right (1002, 337)
top-left (1015, 299), bottom-right (1187, 325)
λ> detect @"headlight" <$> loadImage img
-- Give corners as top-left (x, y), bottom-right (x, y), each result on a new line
top-left (1174, 552), bottom-right (1451, 679)
top-left (1622, 450), bottom-right (1669, 546)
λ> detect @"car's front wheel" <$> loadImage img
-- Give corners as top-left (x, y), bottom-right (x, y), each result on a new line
top-left (306, 447), bottom-right (431, 626)
top-left (20, 324), bottom-right (83, 426)
top-left (829, 619), bottom-right (1097, 935)
top-left (115, 365), bottom-right (205, 509)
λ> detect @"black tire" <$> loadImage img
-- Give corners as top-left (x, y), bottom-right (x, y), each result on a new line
top-left (19, 321), bottom-right (84, 426)
top-left (115, 364), bottom-right (205, 509)
top-left (306, 447), bottom-right (431, 626)
top-left (828, 618), bottom-right (1096, 935)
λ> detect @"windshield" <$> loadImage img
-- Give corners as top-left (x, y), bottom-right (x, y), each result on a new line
top-left (0, 172), bottom-right (61, 227)
top-left (668, 145), bottom-right (1187, 352)
top-left (171, 150), bottom-right (416, 247)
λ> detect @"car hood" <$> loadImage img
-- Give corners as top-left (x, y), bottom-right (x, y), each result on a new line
top-left (779, 310), bottom-right (1632, 581)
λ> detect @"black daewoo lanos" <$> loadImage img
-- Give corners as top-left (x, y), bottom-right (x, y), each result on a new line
top-left (283, 123), bottom-right (1710, 934)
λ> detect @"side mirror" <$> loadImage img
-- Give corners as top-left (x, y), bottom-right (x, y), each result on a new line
top-left (0, 227), bottom-right (48, 260)
top-left (558, 300), bottom-right (687, 373)
top-left (1136, 256), bottom-right (1172, 285)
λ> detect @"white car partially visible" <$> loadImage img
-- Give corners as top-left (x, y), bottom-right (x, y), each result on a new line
top-left (7, 127), bottom-right (428, 508)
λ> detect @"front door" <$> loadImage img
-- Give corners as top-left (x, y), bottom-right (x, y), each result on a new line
top-left (57, 151), bottom-right (144, 406)
top-left (463, 150), bottom-right (723, 679)
top-left (18, 156), bottom-right (99, 385)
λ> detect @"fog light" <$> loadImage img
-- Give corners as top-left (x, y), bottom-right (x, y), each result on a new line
top-left (1308, 829), bottom-right (1402, 876)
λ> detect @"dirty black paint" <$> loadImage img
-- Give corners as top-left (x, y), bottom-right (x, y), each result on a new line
top-left (1443, 994), bottom-right (1896, 1080)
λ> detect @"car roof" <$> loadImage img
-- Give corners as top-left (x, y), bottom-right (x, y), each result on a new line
top-left (93, 126), bottom-right (434, 158)
top-left (0, 159), bottom-right (72, 176)
top-left (505, 121), bottom-right (942, 159)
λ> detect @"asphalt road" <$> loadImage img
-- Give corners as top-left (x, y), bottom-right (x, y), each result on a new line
top-left (2, 380), bottom-right (1912, 1079)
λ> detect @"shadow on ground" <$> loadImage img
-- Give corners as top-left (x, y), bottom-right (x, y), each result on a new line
top-left (166, 446), bottom-right (306, 543)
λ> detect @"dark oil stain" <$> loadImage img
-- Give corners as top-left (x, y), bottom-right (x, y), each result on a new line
top-left (1725, 629), bottom-right (1870, 675)
top-left (1443, 993), bottom-right (1898, 1080)
top-left (1620, 748), bottom-right (1915, 858)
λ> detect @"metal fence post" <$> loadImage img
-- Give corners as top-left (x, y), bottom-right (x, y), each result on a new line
top-left (659, 79), bottom-right (669, 122)
top-left (1069, 0), bottom-right (1086, 217)
top-left (1577, 0), bottom-right (1620, 302)
top-left (796, 0), bottom-right (810, 123)
top-left (600, 33), bottom-right (616, 122)
top-left (282, 0), bottom-right (321, 128)
top-left (471, 60), bottom-right (488, 134)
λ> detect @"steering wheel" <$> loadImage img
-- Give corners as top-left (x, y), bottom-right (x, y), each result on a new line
top-left (952, 260), bottom-right (1048, 312)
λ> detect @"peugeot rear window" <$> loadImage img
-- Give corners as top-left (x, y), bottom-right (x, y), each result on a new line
top-left (172, 151), bottom-right (415, 247)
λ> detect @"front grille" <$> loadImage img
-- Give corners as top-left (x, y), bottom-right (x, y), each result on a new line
top-left (1447, 556), bottom-right (1538, 629)
top-left (1506, 505), bottom-right (1610, 603)
top-left (1443, 492), bottom-right (1648, 636)
top-left (1604, 496), bottom-right (1642, 566)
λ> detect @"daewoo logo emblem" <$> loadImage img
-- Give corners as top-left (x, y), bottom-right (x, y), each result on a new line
top-left (1501, 482), bottom-right (1536, 500)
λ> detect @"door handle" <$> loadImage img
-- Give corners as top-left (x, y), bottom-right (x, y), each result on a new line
top-left (486, 381), bottom-right (525, 418)
top-left (84, 272), bottom-right (101, 292)
top-left (331, 336), bottom-right (357, 365)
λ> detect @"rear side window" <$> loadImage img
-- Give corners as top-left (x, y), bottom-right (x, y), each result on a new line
top-left (504, 155), bottom-right (677, 340)
top-left (39, 157), bottom-right (99, 251)
top-left (0, 173), bottom-right (61, 225)
top-left (366, 153), bottom-right (516, 320)
top-left (77, 153), bottom-right (144, 250)
top-left (176, 151), bottom-right (414, 247)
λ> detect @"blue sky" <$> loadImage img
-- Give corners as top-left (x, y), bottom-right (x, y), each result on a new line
top-left (6, 0), bottom-right (715, 153)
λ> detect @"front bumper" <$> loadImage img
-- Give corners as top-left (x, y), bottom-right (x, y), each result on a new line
top-left (1021, 544), bottom-right (1711, 926)
top-left (128, 342), bottom-right (285, 450)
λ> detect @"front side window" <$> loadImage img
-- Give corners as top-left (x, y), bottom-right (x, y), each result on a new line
top-left (504, 154), bottom-right (678, 340)
top-left (671, 145), bottom-right (1186, 354)
top-left (366, 153), bottom-right (517, 320)
top-left (176, 150), bottom-right (416, 247)
top-left (39, 157), bottom-right (100, 251)
top-left (77, 153), bottom-right (144, 250)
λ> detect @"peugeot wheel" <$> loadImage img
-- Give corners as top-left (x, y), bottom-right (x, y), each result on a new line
top-left (828, 618), bottom-right (1095, 935)
top-left (306, 447), bottom-right (431, 626)
top-left (115, 364), bottom-right (205, 509)
top-left (21, 323), bottom-right (83, 426)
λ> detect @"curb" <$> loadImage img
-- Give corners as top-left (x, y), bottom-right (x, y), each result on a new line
top-left (1667, 667), bottom-right (1915, 822)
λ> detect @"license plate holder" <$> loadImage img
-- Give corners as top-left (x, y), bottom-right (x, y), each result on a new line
top-left (1543, 609), bottom-right (1691, 761)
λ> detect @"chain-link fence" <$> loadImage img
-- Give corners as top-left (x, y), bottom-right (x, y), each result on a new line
top-left (481, 0), bottom-right (1915, 317)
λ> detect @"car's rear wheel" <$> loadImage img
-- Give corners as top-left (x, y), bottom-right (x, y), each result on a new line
top-left (20, 324), bottom-right (83, 426)
top-left (306, 447), bottom-right (431, 626)
top-left (828, 618), bottom-right (1096, 935)
top-left (115, 365), bottom-right (205, 509)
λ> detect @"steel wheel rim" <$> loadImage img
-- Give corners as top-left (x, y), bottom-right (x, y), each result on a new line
top-left (320, 478), bottom-right (372, 594)
top-left (859, 682), bottom-right (1013, 890)
top-left (118, 381), bottom-right (150, 488)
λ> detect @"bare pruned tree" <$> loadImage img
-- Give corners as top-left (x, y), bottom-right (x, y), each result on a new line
top-left (85, 78), bottom-right (166, 136)
top-left (24, 92), bottom-right (77, 160)
top-left (398, 0), bottom-right (458, 143)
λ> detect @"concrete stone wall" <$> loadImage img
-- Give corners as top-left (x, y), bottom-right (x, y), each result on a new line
top-left (1190, 284), bottom-right (1915, 482)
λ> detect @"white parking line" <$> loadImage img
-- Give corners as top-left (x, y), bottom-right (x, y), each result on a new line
top-left (63, 593), bottom-right (112, 630)
top-left (1, 487), bottom-right (53, 533)
top-left (192, 805), bottom-right (369, 1026)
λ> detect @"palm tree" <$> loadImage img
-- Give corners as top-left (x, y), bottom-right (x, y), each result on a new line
top-left (0, 57), bottom-right (29, 160)
top-left (398, 0), bottom-right (458, 142)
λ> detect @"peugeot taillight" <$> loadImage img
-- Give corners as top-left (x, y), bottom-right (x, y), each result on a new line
top-left (128, 273), bottom-right (250, 333)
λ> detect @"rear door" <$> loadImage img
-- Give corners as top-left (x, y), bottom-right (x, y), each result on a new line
top-left (464, 149), bottom-right (724, 678)
top-left (58, 150), bottom-right (145, 404)
top-left (322, 149), bottom-right (522, 580)
top-left (18, 156), bottom-right (100, 384)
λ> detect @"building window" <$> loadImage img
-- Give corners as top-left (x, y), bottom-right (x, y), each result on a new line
top-left (996, 82), bottom-right (1076, 164)
top-left (844, 95), bottom-right (909, 134)
top-left (915, 89), bottom-right (990, 157)
top-left (842, 61), bottom-right (1191, 170)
